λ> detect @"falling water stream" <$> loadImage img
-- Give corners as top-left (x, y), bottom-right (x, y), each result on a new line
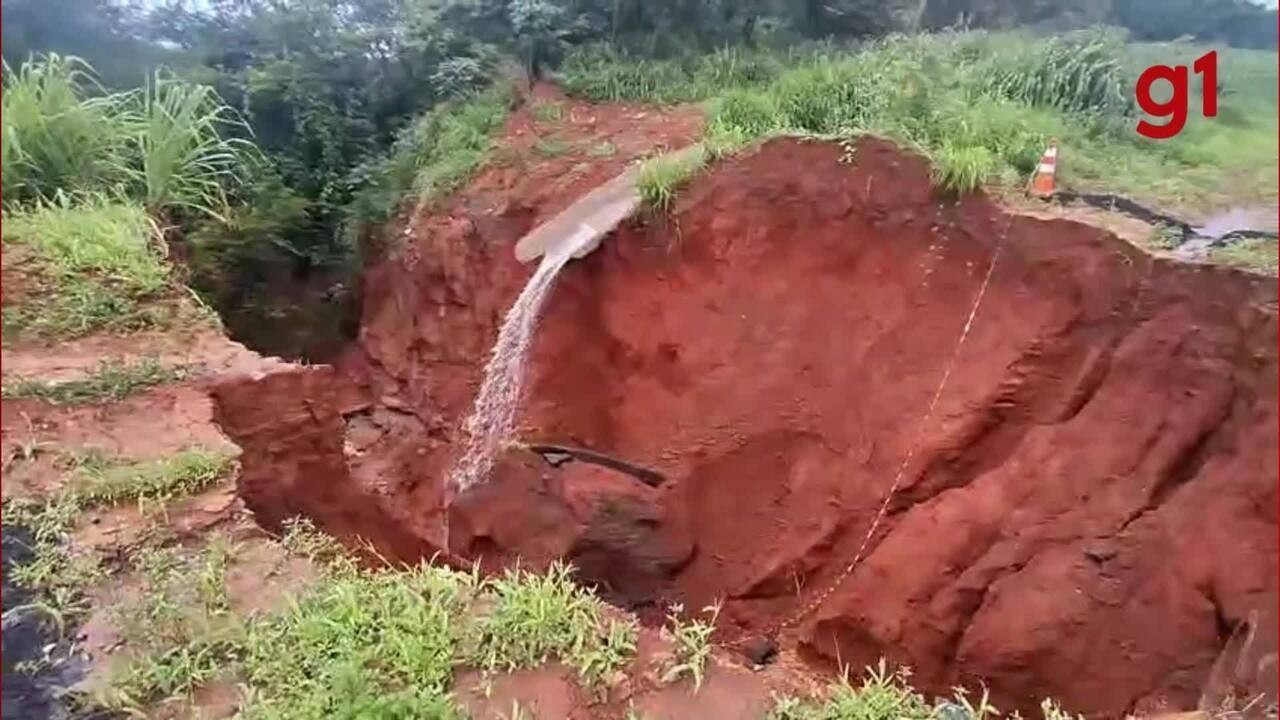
top-left (447, 227), bottom-right (591, 493)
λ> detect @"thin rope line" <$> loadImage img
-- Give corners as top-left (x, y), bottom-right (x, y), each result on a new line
top-left (765, 220), bottom-right (1012, 637)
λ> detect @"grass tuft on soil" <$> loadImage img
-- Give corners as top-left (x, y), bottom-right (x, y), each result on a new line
top-left (768, 659), bottom-right (995, 720)
top-left (637, 146), bottom-right (708, 211)
top-left (64, 447), bottom-right (233, 506)
top-left (1, 195), bottom-right (187, 339)
top-left (2, 357), bottom-right (191, 404)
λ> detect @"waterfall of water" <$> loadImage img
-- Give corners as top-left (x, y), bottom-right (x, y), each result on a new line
top-left (447, 229), bottom-right (588, 493)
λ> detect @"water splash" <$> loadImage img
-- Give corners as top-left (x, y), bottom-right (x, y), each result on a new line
top-left (447, 229), bottom-right (588, 492)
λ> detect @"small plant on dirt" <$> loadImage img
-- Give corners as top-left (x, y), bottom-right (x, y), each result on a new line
top-left (576, 615), bottom-right (639, 691)
top-left (530, 100), bottom-right (564, 122)
top-left (637, 147), bottom-right (707, 213)
top-left (938, 685), bottom-right (1000, 720)
top-left (2, 358), bottom-right (191, 404)
top-left (661, 602), bottom-right (719, 692)
top-left (1040, 698), bottom-right (1084, 720)
top-left (1146, 223), bottom-right (1184, 251)
top-left (588, 141), bottom-right (617, 158)
top-left (533, 135), bottom-right (571, 157)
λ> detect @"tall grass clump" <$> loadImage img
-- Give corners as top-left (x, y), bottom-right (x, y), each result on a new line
top-left (125, 73), bottom-right (257, 218)
top-left (561, 48), bottom-right (706, 103)
top-left (2, 55), bottom-right (130, 204)
top-left (709, 89), bottom-right (779, 136)
top-left (931, 144), bottom-right (998, 192)
top-left (979, 30), bottom-right (1133, 116)
top-left (770, 61), bottom-right (883, 134)
top-left (3, 56), bottom-right (254, 217)
top-left (2, 56), bottom-right (256, 339)
top-left (472, 563), bottom-right (608, 673)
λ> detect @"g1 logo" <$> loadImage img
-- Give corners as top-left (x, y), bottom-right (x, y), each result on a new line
top-left (1136, 50), bottom-right (1218, 140)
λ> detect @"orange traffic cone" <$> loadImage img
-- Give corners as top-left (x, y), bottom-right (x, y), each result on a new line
top-left (1029, 142), bottom-right (1058, 198)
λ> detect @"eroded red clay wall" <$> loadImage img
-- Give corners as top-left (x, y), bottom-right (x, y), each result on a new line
top-left (214, 137), bottom-right (1278, 717)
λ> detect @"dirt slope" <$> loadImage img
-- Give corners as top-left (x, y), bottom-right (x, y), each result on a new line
top-left (213, 136), bottom-right (1279, 717)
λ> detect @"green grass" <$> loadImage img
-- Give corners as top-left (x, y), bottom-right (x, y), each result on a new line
top-left (1, 447), bottom-right (234, 632)
top-left (1144, 223), bottom-right (1185, 251)
top-left (2, 358), bottom-right (190, 404)
top-left (980, 31), bottom-right (1131, 116)
top-left (1, 195), bottom-right (181, 339)
top-left (931, 144), bottom-right (999, 195)
top-left (65, 447), bottom-right (234, 506)
top-left (233, 557), bottom-right (472, 719)
top-left (1, 493), bottom-right (104, 627)
top-left (637, 146), bottom-right (709, 212)
top-left (470, 563), bottom-right (637, 688)
top-left (93, 521), bottom-right (640, 717)
top-left (563, 31), bottom-right (1277, 205)
top-left (1209, 238), bottom-right (1279, 274)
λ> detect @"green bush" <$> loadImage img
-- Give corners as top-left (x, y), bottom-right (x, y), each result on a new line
top-left (344, 86), bottom-right (512, 239)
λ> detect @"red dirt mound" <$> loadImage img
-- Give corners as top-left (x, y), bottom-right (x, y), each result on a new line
top-left (212, 136), bottom-right (1278, 717)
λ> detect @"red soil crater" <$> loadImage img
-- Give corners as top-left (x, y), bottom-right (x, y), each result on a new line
top-left (211, 132), bottom-right (1278, 717)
